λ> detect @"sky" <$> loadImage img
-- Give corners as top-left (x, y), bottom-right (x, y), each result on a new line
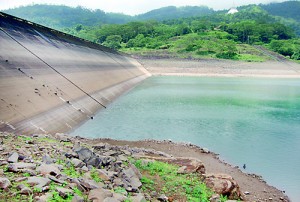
top-left (0, 0), bottom-right (288, 15)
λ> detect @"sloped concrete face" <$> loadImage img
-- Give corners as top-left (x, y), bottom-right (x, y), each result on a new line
top-left (0, 12), bottom-right (150, 134)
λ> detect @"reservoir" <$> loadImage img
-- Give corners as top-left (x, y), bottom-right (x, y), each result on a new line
top-left (72, 76), bottom-right (300, 201)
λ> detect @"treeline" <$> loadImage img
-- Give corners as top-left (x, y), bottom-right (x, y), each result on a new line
top-left (64, 5), bottom-right (299, 60)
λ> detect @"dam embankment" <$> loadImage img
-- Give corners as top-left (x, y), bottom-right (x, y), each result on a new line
top-left (0, 12), bottom-right (150, 134)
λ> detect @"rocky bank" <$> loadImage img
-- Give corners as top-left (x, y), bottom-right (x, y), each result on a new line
top-left (0, 132), bottom-right (289, 202)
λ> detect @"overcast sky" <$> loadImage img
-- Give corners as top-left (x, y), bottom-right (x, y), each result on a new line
top-left (0, 0), bottom-right (289, 15)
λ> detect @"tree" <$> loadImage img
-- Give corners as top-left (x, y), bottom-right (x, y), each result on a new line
top-left (102, 35), bottom-right (122, 49)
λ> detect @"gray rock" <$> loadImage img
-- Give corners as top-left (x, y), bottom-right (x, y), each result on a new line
top-left (20, 187), bottom-right (32, 195)
top-left (103, 197), bottom-right (119, 202)
top-left (8, 162), bottom-right (36, 171)
top-left (95, 169), bottom-right (110, 181)
top-left (76, 148), bottom-right (94, 162)
top-left (15, 177), bottom-right (28, 182)
top-left (73, 141), bottom-right (81, 151)
top-left (123, 166), bottom-right (142, 191)
top-left (55, 133), bottom-right (71, 142)
top-left (88, 188), bottom-right (113, 201)
top-left (35, 193), bottom-right (52, 202)
top-left (27, 177), bottom-right (51, 189)
top-left (81, 166), bottom-right (89, 172)
top-left (0, 177), bottom-right (11, 189)
top-left (21, 169), bottom-right (36, 176)
top-left (17, 183), bottom-right (26, 190)
top-left (37, 164), bottom-right (61, 176)
top-left (42, 154), bottom-right (53, 164)
top-left (48, 175), bottom-right (66, 184)
top-left (202, 148), bottom-right (210, 153)
top-left (131, 193), bottom-right (147, 202)
top-left (79, 178), bottom-right (103, 190)
top-left (157, 194), bottom-right (168, 201)
top-left (85, 156), bottom-right (102, 168)
top-left (209, 194), bottom-right (220, 202)
top-left (56, 187), bottom-right (73, 198)
top-left (71, 194), bottom-right (84, 202)
top-left (113, 193), bottom-right (127, 201)
top-left (71, 158), bottom-right (85, 168)
top-left (8, 152), bottom-right (19, 163)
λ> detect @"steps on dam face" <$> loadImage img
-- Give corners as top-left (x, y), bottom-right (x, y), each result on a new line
top-left (0, 12), bottom-right (150, 134)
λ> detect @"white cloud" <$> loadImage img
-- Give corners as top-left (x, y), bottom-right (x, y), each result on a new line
top-left (0, 0), bottom-right (288, 15)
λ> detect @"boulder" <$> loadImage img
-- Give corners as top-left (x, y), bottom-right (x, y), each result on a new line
top-left (71, 158), bottom-right (85, 168)
top-left (76, 148), bottom-right (94, 162)
top-left (27, 177), bottom-right (51, 189)
top-left (103, 197), bottom-right (119, 202)
top-left (168, 158), bottom-right (205, 174)
top-left (35, 193), bottom-right (52, 202)
top-left (72, 194), bottom-right (84, 202)
top-left (37, 164), bottom-right (60, 176)
top-left (42, 154), bottom-right (54, 164)
top-left (79, 178), bottom-right (103, 190)
top-left (88, 187), bottom-right (113, 202)
top-left (85, 156), bottom-right (102, 168)
top-left (131, 193), bottom-right (147, 202)
top-left (56, 187), bottom-right (73, 198)
top-left (205, 174), bottom-right (241, 200)
top-left (8, 162), bottom-right (36, 172)
top-left (8, 152), bottom-right (19, 163)
top-left (0, 177), bottom-right (11, 189)
top-left (123, 166), bottom-right (142, 191)
top-left (20, 187), bottom-right (32, 195)
top-left (113, 193), bottom-right (127, 201)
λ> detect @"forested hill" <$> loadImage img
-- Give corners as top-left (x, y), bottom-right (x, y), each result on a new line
top-left (1, 5), bottom-right (133, 28)
top-left (136, 6), bottom-right (213, 21)
top-left (260, 1), bottom-right (300, 22)
top-left (2, 1), bottom-right (300, 30)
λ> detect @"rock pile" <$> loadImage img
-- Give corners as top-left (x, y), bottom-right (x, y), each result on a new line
top-left (0, 132), bottom-right (242, 201)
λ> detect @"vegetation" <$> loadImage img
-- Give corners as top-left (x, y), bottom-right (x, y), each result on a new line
top-left (2, 1), bottom-right (300, 61)
top-left (132, 159), bottom-right (227, 201)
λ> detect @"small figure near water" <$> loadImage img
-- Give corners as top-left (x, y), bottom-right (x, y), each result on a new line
top-left (243, 164), bottom-right (246, 169)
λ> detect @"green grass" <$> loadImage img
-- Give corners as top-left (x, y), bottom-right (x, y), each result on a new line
top-left (132, 159), bottom-right (219, 201)
top-left (237, 54), bottom-right (265, 62)
top-left (90, 168), bottom-right (103, 183)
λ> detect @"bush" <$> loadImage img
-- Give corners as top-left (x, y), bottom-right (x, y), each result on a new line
top-left (216, 51), bottom-right (237, 59)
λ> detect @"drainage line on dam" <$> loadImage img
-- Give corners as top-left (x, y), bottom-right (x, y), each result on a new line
top-left (0, 27), bottom-right (107, 109)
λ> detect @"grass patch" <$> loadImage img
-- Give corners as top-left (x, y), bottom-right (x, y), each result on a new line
top-left (237, 54), bottom-right (265, 62)
top-left (90, 168), bottom-right (103, 183)
top-left (132, 159), bottom-right (218, 201)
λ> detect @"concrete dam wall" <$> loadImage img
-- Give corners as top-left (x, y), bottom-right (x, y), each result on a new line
top-left (0, 12), bottom-right (150, 134)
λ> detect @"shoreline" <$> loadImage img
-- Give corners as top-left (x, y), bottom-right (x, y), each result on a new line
top-left (137, 57), bottom-right (300, 78)
top-left (78, 137), bottom-right (290, 201)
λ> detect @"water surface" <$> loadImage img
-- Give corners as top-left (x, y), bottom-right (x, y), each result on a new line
top-left (72, 76), bottom-right (300, 201)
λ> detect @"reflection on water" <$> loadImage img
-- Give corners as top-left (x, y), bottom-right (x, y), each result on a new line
top-left (72, 76), bottom-right (300, 201)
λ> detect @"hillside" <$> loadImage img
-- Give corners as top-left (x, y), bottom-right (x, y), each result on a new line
top-left (260, 1), bottom-right (300, 22)
top-left (2, 5), bottom-right (133, 29)
top-left (136, 6), bottom-right (214, 21)
top-left (2, 1), bottom-right (300, 61)
top-left (2, 1), bottom-right (300, 30)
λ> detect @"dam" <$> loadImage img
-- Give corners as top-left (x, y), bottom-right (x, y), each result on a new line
top-left (0, 12), bottom-right (150, 134)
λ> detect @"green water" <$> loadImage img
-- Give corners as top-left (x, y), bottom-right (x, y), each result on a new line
top-left (72, 76), bottom-right (300, 201)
